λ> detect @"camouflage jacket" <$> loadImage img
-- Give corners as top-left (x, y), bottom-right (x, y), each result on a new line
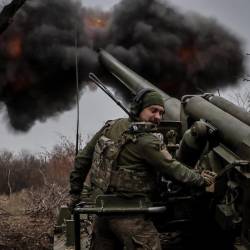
top-left (69, 118), bottom-right (205, 196)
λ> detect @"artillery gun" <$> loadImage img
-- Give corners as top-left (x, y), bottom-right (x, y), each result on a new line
top-left (54, 50), bottom-right (250, 250)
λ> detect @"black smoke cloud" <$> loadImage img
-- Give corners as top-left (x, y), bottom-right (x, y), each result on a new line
top-left (0, 0), bottom-right (245, 131)
top-left (103, 0), bottom-right (244, 96)
top-left (0, 0), bottom-right (99, 131)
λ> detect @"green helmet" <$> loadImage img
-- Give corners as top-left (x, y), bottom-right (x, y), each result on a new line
top-left (130, 89), bottom-right (165, 118)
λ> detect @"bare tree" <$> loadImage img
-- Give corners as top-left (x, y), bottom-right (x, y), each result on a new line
top-left (7, 169), bottom-right (12, 196)
top-left (232, 53), bottom-right (250, 108)
top-left (230, 88), bottom-right (250, 112)
top-left (0, 0), bottom-right (26, 34)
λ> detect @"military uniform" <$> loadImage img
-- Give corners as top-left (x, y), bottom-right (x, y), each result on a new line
top-left (70, 118), bottom-right (205, 250)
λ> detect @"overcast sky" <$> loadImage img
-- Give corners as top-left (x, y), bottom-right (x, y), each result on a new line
top-left (0, 0), bottom-right (250, 154)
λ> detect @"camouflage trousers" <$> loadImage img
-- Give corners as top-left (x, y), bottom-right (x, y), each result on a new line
top-left (90, 215), bottom-right (162, 250)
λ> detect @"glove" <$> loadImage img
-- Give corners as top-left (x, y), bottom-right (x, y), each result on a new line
top-left (201, 170), bottom-right (217, 186)
top-left (68, 194), bottom-right (81, 213)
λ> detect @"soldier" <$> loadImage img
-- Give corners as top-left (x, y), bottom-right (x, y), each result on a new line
top-left (69, 89), bottom-right (216, 250)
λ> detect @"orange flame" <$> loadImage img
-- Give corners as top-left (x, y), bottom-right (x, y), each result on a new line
top-left (85, 16), bottom-right (108, 29)
top-left (178, 46), bottom-right (197, 64)
top-left (6, 36), bottom-right (22, 59)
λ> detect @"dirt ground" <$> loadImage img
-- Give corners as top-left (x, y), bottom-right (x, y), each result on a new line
top-left (0, 213), bottom-right (53, 250)
top-left (0, 192), bottom-right (54, 250)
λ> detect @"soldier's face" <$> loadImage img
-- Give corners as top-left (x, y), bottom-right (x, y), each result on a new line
top-left (139, 105), bottom-right (165, 124)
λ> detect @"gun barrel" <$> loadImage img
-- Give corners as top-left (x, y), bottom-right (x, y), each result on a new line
top-left (207, 95), bottom-right (250, 127)
top-left (99, 50), bottom-right (181, 121)
top-left (74, 206), bottom-right (166, 214)
top-left (184, 96), bottom-right (250, 160)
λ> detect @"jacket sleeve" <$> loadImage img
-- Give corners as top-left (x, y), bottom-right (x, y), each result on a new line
top-left (69, 126), bottom-right (106, 195)
top-left (138, 134), bottom-right (205, 187)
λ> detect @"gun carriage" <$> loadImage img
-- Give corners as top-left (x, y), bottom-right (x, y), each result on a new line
top-left (54, 50), bottom-right (250, 250)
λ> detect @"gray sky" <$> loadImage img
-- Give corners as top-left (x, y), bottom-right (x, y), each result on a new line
top-left (0, 0), bottom-right (250, 153)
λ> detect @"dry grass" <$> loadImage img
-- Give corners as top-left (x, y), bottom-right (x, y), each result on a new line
top-left (0, 190), bottom-right (28, 215)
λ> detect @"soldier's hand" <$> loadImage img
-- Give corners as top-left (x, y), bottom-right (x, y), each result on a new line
top-left (205, 183), bottom-right (215, 193)
top-left (68, 194), bottom-right (81, 213)
top-left (201, 170), bottom-right (217, 186)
